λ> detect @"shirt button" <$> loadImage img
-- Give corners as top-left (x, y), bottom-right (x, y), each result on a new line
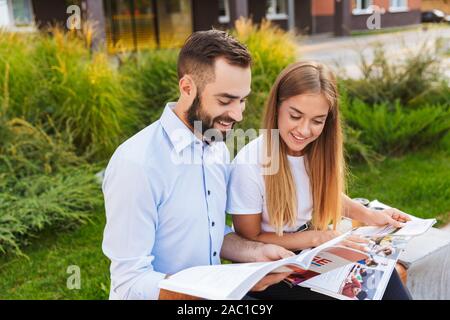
top-left (207, 190), bottom-right (211, 196)
top-left (213, 251), bottom-right (217, 257)
top-left (212, 221), bottom-right (215, 227)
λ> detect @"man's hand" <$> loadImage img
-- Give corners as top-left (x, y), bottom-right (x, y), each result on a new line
top-left (252, 243), bottom-right (296, 262)
top-left (248, 243), bottom-right (295, 293)
top-left (366, 207), bottom-right (411, 228)
top-left (250, 272), bottom-right (292, 292)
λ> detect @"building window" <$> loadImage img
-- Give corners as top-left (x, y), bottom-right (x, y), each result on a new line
top-left (10, 0), bottom-right (33, 26)
top-left (266, 0), bottom-right (288, 20)
top-left (352, 0), bottom-right (374, 15)
top-left (218, 0), bottom-right (230, 24)
top-left (0, 0), bottom-right (10, 27)
top-left (104, 0), bottom-right (193, 52)
top-left (389, 0), bottom-right (408, 12)
top-left (157, 0), bottom-right (193, 48)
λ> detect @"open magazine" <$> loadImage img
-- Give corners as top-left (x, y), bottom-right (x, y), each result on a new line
top-left (159, 200), bottom-right (435, 300)
top-left (294, 200), bottom-right (436, 300)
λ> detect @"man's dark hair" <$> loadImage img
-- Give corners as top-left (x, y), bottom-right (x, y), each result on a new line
top-left (177, 29), bottom-right (252, 90)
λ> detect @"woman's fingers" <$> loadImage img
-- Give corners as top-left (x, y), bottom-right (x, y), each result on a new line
top-left (387, 216), bottom-right (405, 228)
top-left (341, 239), bottom-right (370, 252)
top-left (386, 208), bottom-right (411, 223)
top-left (346, 235), bottom-right (371, 244)
top-left (340, 235), bottom-right (371, 252)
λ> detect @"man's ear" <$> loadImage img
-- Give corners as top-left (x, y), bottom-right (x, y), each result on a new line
top-left (179, 75), bottom-right (197, 101)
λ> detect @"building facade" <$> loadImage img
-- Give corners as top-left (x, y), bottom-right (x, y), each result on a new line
top-left (0, 0), bottom-right (35, 31)
top-left (1, 0), bottom-right (424, 50)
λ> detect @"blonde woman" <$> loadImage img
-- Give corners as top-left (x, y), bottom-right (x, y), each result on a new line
top-left (226, 61), bottom-right (412, 300)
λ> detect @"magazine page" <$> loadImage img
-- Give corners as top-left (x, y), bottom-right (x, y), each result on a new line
top-left (290, 231), bottom-right (358, 269)
top-left (364, 234), bottom-right (409, 262)
top-left (281, 246), bottom-right (369, 286)
top-left (301, 257), bottom-right (396, 300)
top-left (297, 225), bottom-right (411, 299)
top-left (368, 199), bottom-right (437, 234)
top-left (289, 226), bottom-right (410, 298)
top-left (158, 259), bottom-right (291, 300)
top-left (272, 231), bottom-right (353, 273)
top-left (352, 218), bottom-right (436, 237)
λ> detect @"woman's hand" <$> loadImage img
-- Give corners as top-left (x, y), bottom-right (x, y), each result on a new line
top-left (312, 231), bottom-right (370, 252)
top-left (311, 230), bottom-right (342, 247)
top-left (339, 235), bottom-right (371, 252)
top-left (365, 207), bottom-right (411, 228)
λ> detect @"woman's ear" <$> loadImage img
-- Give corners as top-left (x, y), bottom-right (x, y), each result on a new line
top-left (179, 75), bottom-right (197, 101)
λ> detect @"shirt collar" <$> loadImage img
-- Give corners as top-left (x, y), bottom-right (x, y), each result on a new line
top-left (160, 102), bottom-right (203, 154)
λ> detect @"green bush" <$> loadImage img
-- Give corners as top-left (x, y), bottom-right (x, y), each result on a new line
top-left (0, 29), bottom-right (140, 160)
top-left (342, 41), bottom-right (449, 108)
top-left (0, 117), bottom-right (82, 178)
top-left (120, 49), bottom-right (179, 127)
top-left (0, 113), bottom-right (103, 255)
top-left (0, 165), bottom-right (103, 255)
top-left (341, 97), bottom-right (450, 155)
top-left (0, 32), bottom-right (41, 120)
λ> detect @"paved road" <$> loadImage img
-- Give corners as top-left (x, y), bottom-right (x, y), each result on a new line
top-left (298, 25), bottom-right (450, 79)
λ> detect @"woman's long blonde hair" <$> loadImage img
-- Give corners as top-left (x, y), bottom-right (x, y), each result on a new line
top-left (262, 61), bottom-right (345, 235)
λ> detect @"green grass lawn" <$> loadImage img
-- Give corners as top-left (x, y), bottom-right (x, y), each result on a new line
top-left (0, 141), bottom-right (449, 299)
top-left (348, 148), bottom-right (450, 226)
top-left (0, 212), bottom-right (110, 300)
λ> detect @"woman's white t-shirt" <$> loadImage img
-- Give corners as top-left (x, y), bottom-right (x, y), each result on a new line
top-left (226, 135), bottom-right (313, 232)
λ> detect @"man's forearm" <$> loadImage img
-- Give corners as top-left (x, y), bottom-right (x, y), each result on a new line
top-left (220, 232), bottom-right (264, 263)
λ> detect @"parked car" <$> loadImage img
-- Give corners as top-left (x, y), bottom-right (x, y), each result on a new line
top-left (421, 9), bottom-right (450, 23)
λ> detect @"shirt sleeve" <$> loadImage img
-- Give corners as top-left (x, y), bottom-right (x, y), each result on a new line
top-left (102, 151), bottom-right (166, 300)
top-left (224, 224), bottom-right (233, 236)
top-left (226, 161), bottom-right (264, 215)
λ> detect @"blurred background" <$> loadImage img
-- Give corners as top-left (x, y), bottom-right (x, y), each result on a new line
top-left (0, 0), bottom-right (449, 299)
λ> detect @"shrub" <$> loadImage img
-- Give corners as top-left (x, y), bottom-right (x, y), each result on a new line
top-left (120, 49), bottom-right (179, 127)
top-left (342, 40), bottom-right (448, 108)
top-left (0, 116), bottom-right (82, 178)
top-left (0, 165), bottom-right (103, 255)
top-left (0, 28), bottom-right (140, 160)
top-left (0, 113), bottom-right (103, 255)
top-left (341, 97), bottom-right (450, 155)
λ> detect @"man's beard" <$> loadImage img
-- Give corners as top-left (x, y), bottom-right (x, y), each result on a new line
top-left (186, 94), bottom-right (234, 143)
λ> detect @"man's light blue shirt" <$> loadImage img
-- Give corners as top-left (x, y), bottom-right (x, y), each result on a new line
top-left (102, 102), bottom-right (232, 300)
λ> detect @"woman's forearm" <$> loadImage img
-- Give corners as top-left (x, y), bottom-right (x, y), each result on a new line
top-left (342, 194), bottom-right (374, 224)
top-left (253, 230), bottom-right (322, 251)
